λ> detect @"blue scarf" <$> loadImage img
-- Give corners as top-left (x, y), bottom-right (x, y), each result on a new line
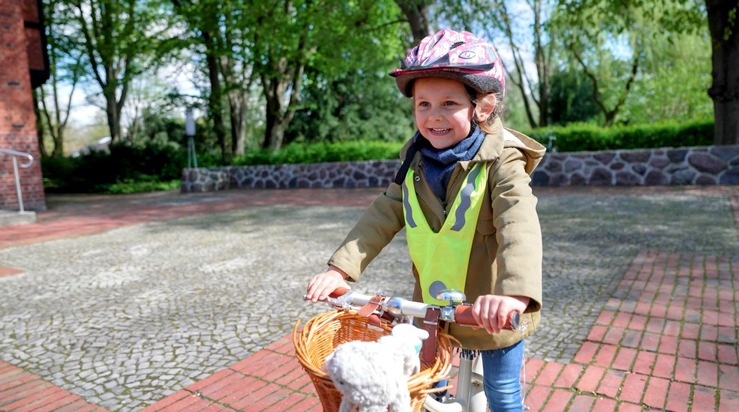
top-left (416, 126), bottom-right (485, 203)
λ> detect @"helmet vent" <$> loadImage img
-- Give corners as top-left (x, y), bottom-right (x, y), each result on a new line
top-left (450, 41), bottom-right (465, 50)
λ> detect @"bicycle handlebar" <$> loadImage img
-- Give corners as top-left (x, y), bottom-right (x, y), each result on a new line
top-left (323, 287), bottom-right (520, 330)
top-left (328, 287), bottom-right (351, 298)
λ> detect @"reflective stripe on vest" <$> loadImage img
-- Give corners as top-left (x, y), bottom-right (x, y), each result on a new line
top-left (403, 163), bottom-right (488, 305)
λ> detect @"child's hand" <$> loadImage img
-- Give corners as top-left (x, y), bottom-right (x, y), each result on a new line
top-left (305, 268), bottom-right (351, 303)
top-left (471, 295), bottom-right (530, 334)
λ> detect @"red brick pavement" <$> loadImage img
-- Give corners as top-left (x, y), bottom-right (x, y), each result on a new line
top-left (0, 187), bottom-right (737, 411)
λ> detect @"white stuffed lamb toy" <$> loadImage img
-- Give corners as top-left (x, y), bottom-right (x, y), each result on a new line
top-left (323, 323), bottom-right (429, 412)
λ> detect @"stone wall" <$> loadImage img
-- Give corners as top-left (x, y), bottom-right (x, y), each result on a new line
top-left (532, 145), bottom-right (739, 186)
top-left (181, 145), bottom-right (739, 193)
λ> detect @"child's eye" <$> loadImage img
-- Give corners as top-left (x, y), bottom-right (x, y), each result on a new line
top-left (417, 101), bottom-right (430, 108)
top-left (443, 101), bottom-right (457, 107)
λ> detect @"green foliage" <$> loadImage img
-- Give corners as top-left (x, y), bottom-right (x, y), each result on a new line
top-left (232, 141), bottom-right (403, 165)
top-left (287, 68), bottom-right (414, 144)
top-left (620, 32), bottom-right (713, 124)
top-left (105, 179), bottom-right (181, 194)
top-left (51, 0), bottom-right (181, 141)
top-left (548, 68), bottom-right (601, 125)
top-left (527, 119), bottom-right (714, 152)
top-left (42, 139), bottom-right (185, 194)
top-left (280, 0), bottom-right (410, 146)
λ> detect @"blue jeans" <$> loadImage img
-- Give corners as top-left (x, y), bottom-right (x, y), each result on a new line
top-left (480, 340), bottom-right (525, 412)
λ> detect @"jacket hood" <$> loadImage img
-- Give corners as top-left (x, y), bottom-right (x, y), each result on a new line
top-left (476, 118), bottom-right (546, 174)
top-left (400, 118), bottom-right (546, 175)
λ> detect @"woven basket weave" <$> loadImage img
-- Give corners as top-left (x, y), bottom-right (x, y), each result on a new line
top-left (293, 310), bottom-right (453, 412)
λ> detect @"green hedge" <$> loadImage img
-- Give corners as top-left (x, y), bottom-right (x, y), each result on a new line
top-left (232, 140), bottom-right (402, 165)
top-left (42, 140), bottom-right (184, 193)
top-left (526, 119), bottom-right (714, 152)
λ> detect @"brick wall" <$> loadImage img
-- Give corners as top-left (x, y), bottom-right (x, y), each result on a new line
top-left (0, 0), bottom-right (46, 211)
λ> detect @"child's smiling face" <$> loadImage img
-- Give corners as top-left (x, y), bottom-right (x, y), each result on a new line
top-left (413, 77), bottom-right (476, 149)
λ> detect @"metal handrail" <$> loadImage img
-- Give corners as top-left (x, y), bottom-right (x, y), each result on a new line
top-left (0, 148), bottom-right (34, 213)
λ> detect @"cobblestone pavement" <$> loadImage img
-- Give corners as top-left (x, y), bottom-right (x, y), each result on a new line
top-left (0, 186), bottom-right (736, 411)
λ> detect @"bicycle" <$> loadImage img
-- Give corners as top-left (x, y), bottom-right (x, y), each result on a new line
top-left (296, 287), bottom-right (526, 412)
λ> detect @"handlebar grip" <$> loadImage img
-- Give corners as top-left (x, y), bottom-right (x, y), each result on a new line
top-left (454, 306), bottom-right (479, 326)
top-left (454, 306), bottom-right (521, 330)
top-left (329, 287), bottom-right (350, 298)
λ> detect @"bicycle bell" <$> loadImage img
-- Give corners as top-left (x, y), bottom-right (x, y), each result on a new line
top-left (436, 289), bottom-right (466, 305)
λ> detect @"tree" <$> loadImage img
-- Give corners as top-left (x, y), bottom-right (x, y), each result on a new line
top-left (547, 68), bottom-right (600, 125)
top-left (567, 37), bottom-right (641, 126)
top-left (620, 33), bottom-right (713, 124)
top-left (65, 0), bottom-right (178, 143)
top-left (171, 0), bottom-right (234, 161)
top-left (37, 0), bottom-right (87, 157)
top-left (498, 0), bottom-right (554, 128)
top-left (251, 1), bottom-right (314, 151)
top-left (560, 0), bottom-right (738, 143)
top-left (252, 0), bottom-right (408, 151)
top-left (394, 0), bottom-right (432, 44)
top-left (705, 0), bottom-right (738, 144)
top-left (285, 2), bottom-right (410, 144)
top-left (553, 1), bottom-right (654, 126)
top-left (442, 0), bottom-right (558, 129)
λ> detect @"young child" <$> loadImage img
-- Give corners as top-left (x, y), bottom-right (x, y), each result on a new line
top-left (305, 28), bottom-right (545, 412)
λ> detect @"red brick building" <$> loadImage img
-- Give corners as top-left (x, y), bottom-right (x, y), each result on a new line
top-left (0, 0), bottom-right (48, 211)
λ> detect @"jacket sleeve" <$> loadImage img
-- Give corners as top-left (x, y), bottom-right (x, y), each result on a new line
top-left (327, 182), bottom-right (405, 281)
top-left (490, 147), bottom-right (543, 311)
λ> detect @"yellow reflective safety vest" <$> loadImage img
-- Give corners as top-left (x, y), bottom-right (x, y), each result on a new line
top-left (402, 162), bottom-right (488, 306)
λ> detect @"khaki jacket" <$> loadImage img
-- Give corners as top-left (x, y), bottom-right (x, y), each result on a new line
top-left (328, 119), bottom-right (546, 350)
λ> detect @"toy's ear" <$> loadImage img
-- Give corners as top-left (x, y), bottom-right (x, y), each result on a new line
top-left (392, 323), bottom-right (429, 341)
top-left (416, 328), bottom-right (429, 340)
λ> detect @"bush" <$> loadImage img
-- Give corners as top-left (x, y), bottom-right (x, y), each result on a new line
top-left (527, 119), bottom-right (714, 152)
top-left (42, 139), bottom-right (185, 194)
top-left (232, 140), bottom-right (402, 165)
top-left (105, 179), bottom-right (181, 194)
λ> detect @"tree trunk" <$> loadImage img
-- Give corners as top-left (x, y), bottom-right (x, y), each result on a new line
top-left (266, 113), bottom-right (289, 151)
top-left (495, 3), bottom-right (541, 129)
top-left (202, 31), bottom-right (230, 162)
top-left (104, 87), bottom-right (121, 142)
top-left (705, 0), bottom-right (739, 145)
top-left (394, 0), bottom-right (431, 44)
top-left (228, 92), bottom-right (246, 155)
top-left (260, 39), bottom-right (307, 151)
top-left (51, 79), bottom-right (64, 157)
top-left (222, 54), bottom-right (246, 156)
top-left (261, 75), bottom-right (289, 151)
top-left (533, 0), bottom-right (549, 127)
top-left (217, 17), bottom-right (246, 156)
top-left (32, 90), bottom-right (48, 158)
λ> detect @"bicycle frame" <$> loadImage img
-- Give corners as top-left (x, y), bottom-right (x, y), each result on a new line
top-left (424, 349), bottom-right (487, 412)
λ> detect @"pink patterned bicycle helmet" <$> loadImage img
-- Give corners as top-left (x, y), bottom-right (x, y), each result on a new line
top-left (390, 29), bottom-right (505, 97)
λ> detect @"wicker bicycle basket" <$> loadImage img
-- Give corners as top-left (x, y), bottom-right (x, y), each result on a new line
top-left (293, 309), bottom-right (454, 412)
